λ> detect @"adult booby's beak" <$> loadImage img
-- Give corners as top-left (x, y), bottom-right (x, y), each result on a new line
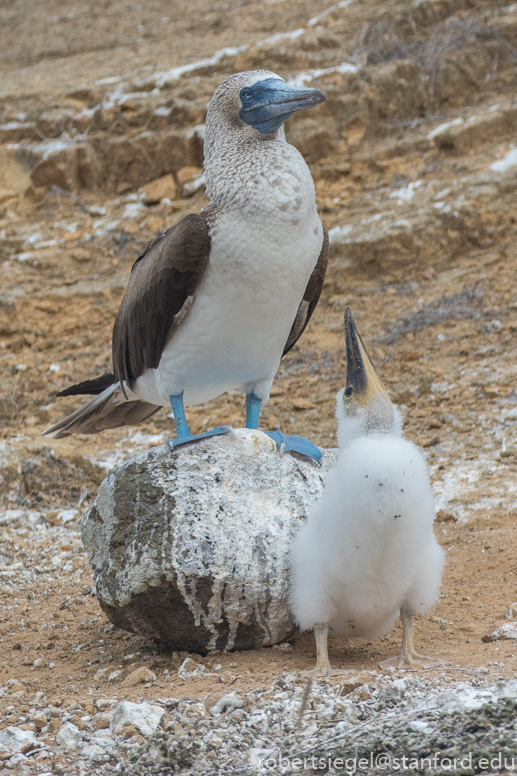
top-left (239, 78), bottom-right (326, 134)
top-left (344, 307), bottom-right (391, 405)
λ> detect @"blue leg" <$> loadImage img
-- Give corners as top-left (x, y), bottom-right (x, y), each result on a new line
top-left (246, 391), bottom-right (322, 464)
top-left (245, 392), bottom-right (262, 430)
top-left (167, 392), bottom-right (231, 450)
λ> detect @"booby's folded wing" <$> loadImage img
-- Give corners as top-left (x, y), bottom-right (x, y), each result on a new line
top-left (282, 226), bottom-right (329, 357)
top-left (112, 212), bottom-right (211, 388)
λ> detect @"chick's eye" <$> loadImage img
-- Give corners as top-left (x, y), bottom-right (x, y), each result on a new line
top-left (344, 386), bottom-right (354, 399)
top-left (241, 89), bottom-right (254, 103)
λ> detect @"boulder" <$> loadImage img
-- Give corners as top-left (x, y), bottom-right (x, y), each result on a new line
top-left (82, 429), bottom-right (337, 652)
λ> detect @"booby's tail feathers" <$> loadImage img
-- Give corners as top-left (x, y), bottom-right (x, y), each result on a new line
top-left (43, 381), bottom-right (160, 439)
top-left (56, 372), bottom-right (116, 397)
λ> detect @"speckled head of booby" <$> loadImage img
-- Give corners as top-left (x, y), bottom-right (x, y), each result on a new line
top-left (239, 77), bottom-right (326, 134)
top-left (342, 307), bottom-right (394, 431)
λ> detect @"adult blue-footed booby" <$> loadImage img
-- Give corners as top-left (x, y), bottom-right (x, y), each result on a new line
top-left (291, 309), bottom-right (445, 673)
top-left (44, 71), bottom-right (328, 462)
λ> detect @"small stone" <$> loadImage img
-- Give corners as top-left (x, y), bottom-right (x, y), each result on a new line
top-left (183, 703), bottom-right (208, 720)
top-left (176, 166), bottom-right (202, 187)
top-left (5, 752), bottom-right (29, 767)
top-left (70, 715), bottom-right (90, 731)
top-left (340, 672), bottom-right (376, 696)
top-left (121, 666), bottom-right (157, 688)
top-left (349, 686), bottom-right (373, 702)
top-left (178, 658), bottom-right (208, 679)
top-left (71, 248), bottom-right (90, 264)
top-left (110, 701), bottom-right (165, 736)
top-left (95, 698), bottom-right (118, 710)
top-left (218, 670), bottom-right (237, 685)
top-left (210, 692), bottom-right (243, 716)
top-left (81, 743), bottom-right (105, 759)
top-left (47, 719), bottom-right (61, 735)
top-left (0, 727), bottom-right (39, 755)
top-left (63, 229), bottom-right (82, 242)
top-left (141, 174), bottom-right (178, 204)
top-left (183, 174), bottom-right (205, 197)
top-left (292, 398), bottom-right (315, 410)
top-left (483, 622), bottom-right (517, 642)
top-left (94, 712), bottom-right (113, 731)
top-left (33, 658), bottom-right (46, 668)
top-left (436, 510), bottom-right (456, 523)
top-left (56, 722), bottom-right (83, 748)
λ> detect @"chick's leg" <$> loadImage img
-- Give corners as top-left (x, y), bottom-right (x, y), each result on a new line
top-left (379, 607), bottom-right (442, 669)
top-left (307, 623), bottom-right (332, 677)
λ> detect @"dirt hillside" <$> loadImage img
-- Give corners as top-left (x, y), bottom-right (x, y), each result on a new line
top-left (1, 0), bottom-right (517, 773)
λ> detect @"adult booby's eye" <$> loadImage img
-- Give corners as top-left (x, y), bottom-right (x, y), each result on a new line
top-left (344, 386), bottom-right (354, 399)
top-left (240, 88), bottom-right (254, 103)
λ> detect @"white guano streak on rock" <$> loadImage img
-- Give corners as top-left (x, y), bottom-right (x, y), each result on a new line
top-left (490, 147), bottom-right (517, 173)
top-left (427, 117), bottom-right (464, 140)
top-left (288, 62), bottom-right (358, 88)
top-left (308, 0), bottom-right (355, 27)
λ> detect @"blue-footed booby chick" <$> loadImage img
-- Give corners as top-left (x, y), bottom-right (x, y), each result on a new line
top-left (43, 71), bottom-right (328, 462)
top-left (291, 308), bottom-right (445, 673)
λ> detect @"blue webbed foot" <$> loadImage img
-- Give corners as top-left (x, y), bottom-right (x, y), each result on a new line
top-left (167, 426), bottom-right (231, 450)
top-left (245, 393), bottom-right (321, 464)
top-left (265, 430), bottom-right (322, 464)
top-left (168, 393), bottom-right (232, 450)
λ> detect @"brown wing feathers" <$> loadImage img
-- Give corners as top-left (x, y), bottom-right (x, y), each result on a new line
top-left (57, 372), bottom-right (115, 396)
top-left (112, 213), bottom-right (211, 390)
top-left (282, 226), bottom-right (329, 357)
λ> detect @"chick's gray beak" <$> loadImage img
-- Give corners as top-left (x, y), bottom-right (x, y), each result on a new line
top-left (344, 307), bottom-right (390, 404)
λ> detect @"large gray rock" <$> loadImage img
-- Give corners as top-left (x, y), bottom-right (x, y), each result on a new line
top-left (82, 429), bottom-right (337, 652)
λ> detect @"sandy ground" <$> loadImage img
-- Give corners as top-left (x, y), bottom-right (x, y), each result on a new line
top-left (1, 0), bottom-right (517, 771)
